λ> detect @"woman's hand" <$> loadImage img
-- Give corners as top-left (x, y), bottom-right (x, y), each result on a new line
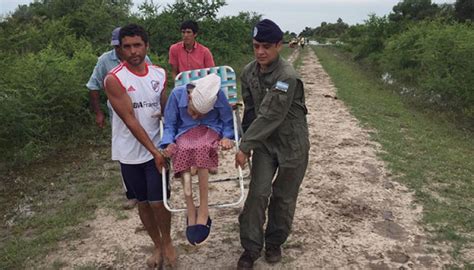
top-left (219, 138), bottom-right (234, 150)
top-left (164, 143), bottom-right (177, 157)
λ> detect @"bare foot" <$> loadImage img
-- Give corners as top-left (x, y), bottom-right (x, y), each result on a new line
top-left (163, 242), bottom-right (177, 268)
top-left (209, 167), bottom-right (218, 175)
top-left (187, 207), bottom-right (197, 226)
top-left (146, 248), bottom-right (162, 269)
top-left (196, 208), bottom-right (209, 225)
top-left (122, 198), bottom-right (138, 210)
top-left (134, 225), bottom-right (146, 233)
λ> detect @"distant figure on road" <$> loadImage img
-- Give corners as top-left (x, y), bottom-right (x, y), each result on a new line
top-left (168, 20), bottom-right (215, 80)
top-left (235, 19), bottom-right (310, 269)
top-left (104, 23), bottom-right (176, 269)
top-left (298, 36), bottom-right (305, 49)
top-left (289, 37), bottom-right (298, 48)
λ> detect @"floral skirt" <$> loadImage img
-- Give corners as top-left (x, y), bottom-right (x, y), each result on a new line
top-left (171, 125), bottom-right (219, 176)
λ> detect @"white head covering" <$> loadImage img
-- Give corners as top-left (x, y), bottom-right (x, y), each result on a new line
top-left (190, 73), bottom-right (221, 114)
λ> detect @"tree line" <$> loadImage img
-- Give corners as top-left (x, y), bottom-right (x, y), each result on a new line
top-left (301, 0), bottom-right (473, 124)
top-left (0, 0), bottom-right (261, 167)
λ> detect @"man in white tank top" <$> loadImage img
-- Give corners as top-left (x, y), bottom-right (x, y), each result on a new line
top-left (104, 24), bottom-right (176, 268)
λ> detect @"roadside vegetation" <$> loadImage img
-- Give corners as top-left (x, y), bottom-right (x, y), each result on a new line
top-left (301, 0), bottom-right (473, 129)
top-left (292, 47), bottom-right (305, 70)
top-left (313, 45), bottom-right (473, 267)
top-left (279, 46), bottom-right (293, 60)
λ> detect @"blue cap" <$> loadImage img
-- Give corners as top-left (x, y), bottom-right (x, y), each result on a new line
top-left (110, 27), bottom-right (121, 46)
top-left (253, 19), bottom-right (283, 43)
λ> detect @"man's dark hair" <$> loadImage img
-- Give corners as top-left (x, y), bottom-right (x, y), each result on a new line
top-left (180, 20), bottom-right (199, 34)
top-left (119, 23), bottom-right (149, 45)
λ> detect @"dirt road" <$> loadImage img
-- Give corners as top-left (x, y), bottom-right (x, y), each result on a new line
top-left (40, 49), bottom-right (452, 269)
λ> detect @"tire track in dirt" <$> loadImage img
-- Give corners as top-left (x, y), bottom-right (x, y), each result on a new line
top-left (39, 48), bottom-right (452, 269)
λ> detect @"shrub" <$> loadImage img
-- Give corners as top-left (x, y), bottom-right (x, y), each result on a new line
top-left (200, 13), bottom-right (256, 70)
top-left (381, 21), bottom-right (474, 116)
top-left (343, 15), bottom-right (400, 64)
top-left (0, 43), bottom-right (97, 164)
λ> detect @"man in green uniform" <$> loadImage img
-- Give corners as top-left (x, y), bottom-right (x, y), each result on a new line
top-left (235, 19), bottom-right (310, 269)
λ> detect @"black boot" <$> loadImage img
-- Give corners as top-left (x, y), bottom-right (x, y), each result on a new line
top-left (264, 245), bottom-right (282, 264)
top-left (237, 250), bottom-right (260, 270)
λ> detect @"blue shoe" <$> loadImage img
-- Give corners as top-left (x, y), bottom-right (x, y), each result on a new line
top-left (186, 216), bottom-right (212, 246)
top-left (185, 216), bottom-right (199, 245)
top-left (186, 225), bottom-right (197, 245)
top-left (192, 217), bottom-right (212, 245)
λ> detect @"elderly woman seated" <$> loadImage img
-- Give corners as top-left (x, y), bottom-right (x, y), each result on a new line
top-left (160, 74), bottom-right (234, 245)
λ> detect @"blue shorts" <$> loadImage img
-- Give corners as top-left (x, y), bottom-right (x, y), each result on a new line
top-left (120, 159), bottom-right (170, 202)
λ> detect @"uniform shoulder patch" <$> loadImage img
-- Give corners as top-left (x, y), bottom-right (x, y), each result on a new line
top-left (274, 81), bottom-right (289, 92)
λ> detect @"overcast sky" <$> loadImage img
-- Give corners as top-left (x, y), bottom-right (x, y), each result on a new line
top-left (1, 0), bottom-right (455, 33)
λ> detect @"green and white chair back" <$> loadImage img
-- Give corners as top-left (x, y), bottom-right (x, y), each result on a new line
top-left (174, 65), bottom-right (238, 107)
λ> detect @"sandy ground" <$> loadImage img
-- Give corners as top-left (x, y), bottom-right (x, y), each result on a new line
top-left (39, 49), bottom-right (455, 269)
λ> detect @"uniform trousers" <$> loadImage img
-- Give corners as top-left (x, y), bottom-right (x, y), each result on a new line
top-left (239, 145), bottom-right (308, 253)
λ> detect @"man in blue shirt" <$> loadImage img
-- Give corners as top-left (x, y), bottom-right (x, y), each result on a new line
top-left (86, 27), bottom-right (123, 129)
top-left (86, 27), bottom-right (151, 209)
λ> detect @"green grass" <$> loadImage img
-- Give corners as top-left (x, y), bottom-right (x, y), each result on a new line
top-left (312, 46), bottom-right (474, 264)
top-left (280, 46), bottom-right (293, 61)
top-left (293, 47), bottom-right (305, 70)
top-left (281, 45), bottom-right (305, 70)
top-left (0, 139), bottom-right (122, 269)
